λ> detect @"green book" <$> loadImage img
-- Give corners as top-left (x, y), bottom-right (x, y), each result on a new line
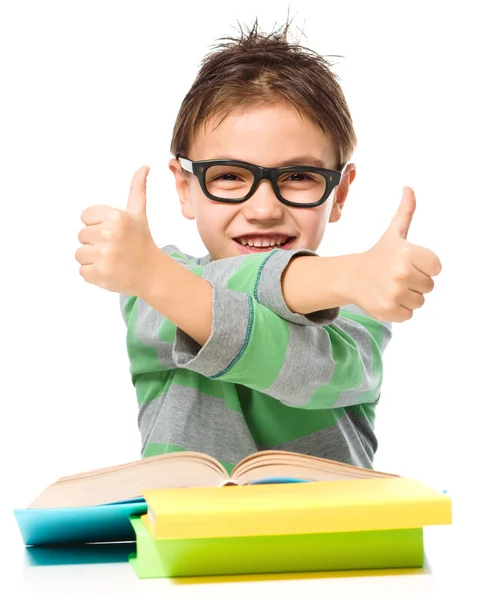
top-left (128, 516), bottom-right (424, 579)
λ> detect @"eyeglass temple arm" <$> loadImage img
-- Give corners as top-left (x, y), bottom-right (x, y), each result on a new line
top-left (177, 156), bottom-right (194, 173)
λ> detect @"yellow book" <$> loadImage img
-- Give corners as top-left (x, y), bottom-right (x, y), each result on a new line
top-left (143, 477), bottom-right (451, 540)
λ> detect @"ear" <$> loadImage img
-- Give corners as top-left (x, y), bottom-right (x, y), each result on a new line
top-left (168, 158), bottom-right (195, 220)
top-left (329, 163), bottom-right (356, 223)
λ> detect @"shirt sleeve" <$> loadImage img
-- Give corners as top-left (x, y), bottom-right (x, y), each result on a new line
top-left (203, 246), bottom-right (340, 326)
top-left (121, 246), bottom-right (392, 410)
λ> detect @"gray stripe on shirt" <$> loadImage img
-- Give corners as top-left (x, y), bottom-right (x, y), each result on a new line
top-left (262, 322), bottom-right (335, 406)
top-left (135, 299), bottom-right (176, 370)
top-left (139, 385), bottom-right (258, 465)
top-left (267, 415), bottom-right (375, 468)
top-left (334, 316), bottom-right (376, 408)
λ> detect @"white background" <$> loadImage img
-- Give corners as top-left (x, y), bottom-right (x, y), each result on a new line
top-left (1, 0), bottom-right (498, 571)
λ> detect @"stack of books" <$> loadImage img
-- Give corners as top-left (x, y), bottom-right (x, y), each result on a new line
top-left (14, 450), bottom-right (452, 578)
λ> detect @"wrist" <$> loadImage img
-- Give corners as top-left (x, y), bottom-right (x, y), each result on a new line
top-left (135, 245), bottom-right (169, 301)
top-left (323, 253), bottom-right (361, 308)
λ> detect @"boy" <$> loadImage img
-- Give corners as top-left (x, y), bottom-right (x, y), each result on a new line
top-left (75, 20), bottom-right (441, 473)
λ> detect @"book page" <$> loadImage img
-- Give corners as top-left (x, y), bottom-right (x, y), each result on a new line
top-left (28, 452), bottom-right (229, 509)
top-left (232, 450), bottom-right (399, 485)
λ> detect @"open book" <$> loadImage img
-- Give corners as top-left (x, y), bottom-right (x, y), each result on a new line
top-left (27, 450), bottom-right (399, 510)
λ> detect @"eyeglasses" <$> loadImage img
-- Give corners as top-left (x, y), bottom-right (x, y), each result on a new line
top-left (176, 155), bottom-right (345, 208)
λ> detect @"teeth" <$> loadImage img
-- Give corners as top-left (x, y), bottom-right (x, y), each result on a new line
top-left (237, 236), bottom-right (289, 248)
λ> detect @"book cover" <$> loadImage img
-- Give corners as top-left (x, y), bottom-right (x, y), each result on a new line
top-left (143, 478), bottom-right (452, 540)
top-left (14, 499), bottom-right (148, 546)
top-left (129, 515), bottom-right (425, 578)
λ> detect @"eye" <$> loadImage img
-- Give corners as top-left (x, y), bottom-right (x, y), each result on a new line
top-left (278, 171), bottom-right (324, 185)
top-left (213, 173), bottom-right (242, 181)
top-left (286, 173), bottom-right (314, 181)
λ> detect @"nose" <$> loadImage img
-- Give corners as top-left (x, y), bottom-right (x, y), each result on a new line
top-left (240, 179), bottom-right (285, 223)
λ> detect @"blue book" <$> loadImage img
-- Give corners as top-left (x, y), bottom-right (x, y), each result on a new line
top-left (14, 499), bottom-right (147, 546)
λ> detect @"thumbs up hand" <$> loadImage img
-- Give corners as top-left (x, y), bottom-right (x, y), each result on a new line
top-left (76, 166), bottom-right (160, 296)
top-left (347, 187), bottom-right (442, 323)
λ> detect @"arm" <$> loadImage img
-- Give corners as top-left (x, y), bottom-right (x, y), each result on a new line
top-left (123, 246), bottom-right (392, 410)
top-left (139, 246), bottom-right (350, 349)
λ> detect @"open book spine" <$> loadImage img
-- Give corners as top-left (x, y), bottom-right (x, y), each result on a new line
top-left (129, 516), bottom-right (424, 579)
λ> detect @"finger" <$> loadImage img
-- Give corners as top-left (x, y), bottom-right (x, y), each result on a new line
top-left (81, 205), bottom-right (121, 226)
top-left (407, 267), bottom-right (435, 295)
top-left (78, 224), bottom-right (103, 245)
top-left (400, 289), bottom-right (425, 311)
top-left (75, 244), bottom-right (100, 265)
top-left (411, 246), bottom-right (442, 277)
top-left (126, 165), bottom-right (150, 218)
top-left (392, 305), bottom-right (414, 323)
top-left (79, 264), bottom-right (98, 285)
top-left (387, 187), bottom-right (416, 240)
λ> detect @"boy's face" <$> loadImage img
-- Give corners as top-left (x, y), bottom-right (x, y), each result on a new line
top-left (169, 102), bottom-right (356, 261)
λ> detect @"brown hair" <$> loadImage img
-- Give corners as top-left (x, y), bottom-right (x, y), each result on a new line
top-left (170, 16), bottom-right (357, 170)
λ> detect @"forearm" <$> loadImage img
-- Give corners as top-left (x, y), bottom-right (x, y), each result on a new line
top-left (138, 250), bottom-right (358, 348)
top-left (140, 249), bottom-right (213, 347)
top-left (281, 254), bottom-right (359, 315)
top-left (126, 246), bottom-right (391, 410)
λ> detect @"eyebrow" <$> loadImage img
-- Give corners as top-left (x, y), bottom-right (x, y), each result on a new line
top-left (209, 155), bottom-right (328, 169)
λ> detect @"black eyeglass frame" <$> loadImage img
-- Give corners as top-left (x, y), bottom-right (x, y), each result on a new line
top-left (176, 155), bottom-right (346, 208)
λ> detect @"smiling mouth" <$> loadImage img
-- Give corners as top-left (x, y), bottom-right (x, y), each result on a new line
top-left (233, 237), bottom-right (297, 252)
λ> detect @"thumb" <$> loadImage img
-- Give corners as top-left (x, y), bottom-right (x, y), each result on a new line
top-left (126, 165), bottom-right (150, 218)
top-left (387, 186), bottom-right (416, 240)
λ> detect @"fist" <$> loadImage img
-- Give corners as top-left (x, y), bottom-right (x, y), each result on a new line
top-left (75, 166), bottom-right (160, 297)
top-left (349, 187), bottom-right (442, 323)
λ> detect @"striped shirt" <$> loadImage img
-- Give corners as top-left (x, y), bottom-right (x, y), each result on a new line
top-left (120, 245), bottom-right (392, 474)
